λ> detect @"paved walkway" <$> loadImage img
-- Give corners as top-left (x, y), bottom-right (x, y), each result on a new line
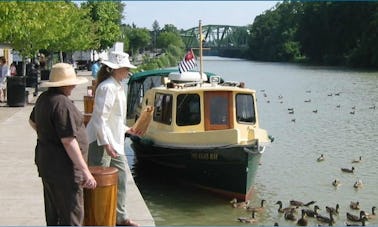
top-left (0, 71), bottom-right (155, 226)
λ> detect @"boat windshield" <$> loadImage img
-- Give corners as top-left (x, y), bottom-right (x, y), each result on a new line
top-left (236, 93), bottom-right (256, 124)
top-left (176, 94), bottom-right (201, 126)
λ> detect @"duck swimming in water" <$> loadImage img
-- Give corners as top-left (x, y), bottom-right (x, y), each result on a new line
top-left (303, 205), bottom-right (320, 218)
top-left (347, 210), bottom-right (366, 222)
top-left (297, 209), bottom-right (308, 226)
top-left (290, 200), bottom-right (316, 207)
top-left (230, 198), bottom-right (250, 208)
top-left (350, 201), bottom-right (360, 210)
top-left (332, 179), bottom-right (341, 187)
top-left (316, 211), bottom-right (334, 225)
top-left (341, 166), bottom-right (355, 173)
top-left (275, 200), bottom-right (297, 213)
top-left (237, 210), bottom-right (257, 224)
top-left (366, 206), bottom-right (376, 219)
top-left (352, 156), bottom-right (362, 163)
top-left (353, 179), bottom-right (363, 189)
top-left (326, 204), bottom-right (340, 215)
top-left (317, 154), bottom-right (325, 162)
top-left (246, 199), bottom-right (266, 213)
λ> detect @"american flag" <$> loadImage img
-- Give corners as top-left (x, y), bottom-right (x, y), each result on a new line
top-left (178, 50), bottom-right (197, 73)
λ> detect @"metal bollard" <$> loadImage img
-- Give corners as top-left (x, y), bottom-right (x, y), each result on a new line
top-left (84, 166), bottom-right (118, 226)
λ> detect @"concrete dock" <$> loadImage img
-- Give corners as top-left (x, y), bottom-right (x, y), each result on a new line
top-left (0, 71), bottom-right (155, 226)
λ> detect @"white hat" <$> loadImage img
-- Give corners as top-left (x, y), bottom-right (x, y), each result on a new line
top-left (101, 51), bottom-right (137, 69)
top-left (40, 63), bottom-right (88, 87)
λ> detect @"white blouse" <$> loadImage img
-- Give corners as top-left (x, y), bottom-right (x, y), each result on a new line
top-left (86, 76), bottom-right (129, 155)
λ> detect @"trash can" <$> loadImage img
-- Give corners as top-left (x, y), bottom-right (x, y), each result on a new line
top-left (41, 69), bottom-right (50, 80)
top-left (26, 72), bottom-right (38, 87)
top-left (84, 95), bottom-right (94, 113)
top-left (84, 166), bottom-right (118, 226)
top-left (7, 76), bottom-right (26, 107)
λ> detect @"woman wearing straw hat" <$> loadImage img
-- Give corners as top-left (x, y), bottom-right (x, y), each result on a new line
top-left (29, 63), bottom-right (97, 225)
top-left (86, 51), bottom-right (141, 226)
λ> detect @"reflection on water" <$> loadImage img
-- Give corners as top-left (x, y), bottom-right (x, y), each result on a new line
top-left (126, 57), bottom-right (378, 226)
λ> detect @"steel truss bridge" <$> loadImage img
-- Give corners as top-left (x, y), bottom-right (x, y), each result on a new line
top-left (180, 24), bottom-right (249, 55)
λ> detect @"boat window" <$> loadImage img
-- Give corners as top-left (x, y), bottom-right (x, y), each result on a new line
top-left (176, 94), bottom-right (201, 126)
top-left (236, 94), bottom-right (256, 124)
top-left (153, 93), bottom-right (172, 125)
top-left (204, 91), bottom-right (233, 130)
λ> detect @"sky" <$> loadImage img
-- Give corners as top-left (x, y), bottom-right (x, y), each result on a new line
top-left (123, 1), bottom-right (279, 30)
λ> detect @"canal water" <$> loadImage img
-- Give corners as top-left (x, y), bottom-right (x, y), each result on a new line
top-left (126, 57), bottom-right (378, 226)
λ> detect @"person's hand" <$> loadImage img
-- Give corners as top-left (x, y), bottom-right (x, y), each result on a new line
top-left (104, 144), bottom-right (118, 158)
top-left (82, 170), bottom-right (97, 189)
top-left (127, 128), bottom-right (143, 137)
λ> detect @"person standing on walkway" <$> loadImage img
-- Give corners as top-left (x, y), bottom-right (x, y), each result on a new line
top-left (0, 56), bottom-right (9, 102)
top-left (86, 51), bottom-right (140, 226)
top-left (91, 58), bottom-right (101, 79)
top-left (29, 63), bottom-right (97, 226)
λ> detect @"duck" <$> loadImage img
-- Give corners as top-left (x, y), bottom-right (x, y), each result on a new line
top-left (276, 200), bottom-right (297, 213)
top-left (284, 209), bottom-right (297, 221)
top-left (326, 204), bottom-right (340, 215)
top-left (246, 199), bottom-right (266, 213)
top-left (317, 154), bottom-right (325, 162)
top-left (297, 209), bottom-right (308, 226)
top-left (332, 179), bottom-right (341, 187)
top-left (347, 210), bottom-right (366, 222)
top-left (341, 166), bottom-right (355, 173)
top-left (237, 210), bottom-right (257, 224)
top-left (345, 218), bottom-right (366, 226)
top-left (353, 179), bottom-right (363, 189)
top-left (316, 211), bottom-right (334, 225)
top-left (365, 206), bottom-right (376, 219)
top-left (350, 201), bottom-right (360, 210)
top-left (352, 156), bottom-right (362, 163)
top-left (290, 200), bottom-right (316, 207)
top-left (303, 205), bottom-right (320, 218)
top-left (230, 198), bottom-right (250, 208)
top-left (313, 109), bottom-right (318, 113)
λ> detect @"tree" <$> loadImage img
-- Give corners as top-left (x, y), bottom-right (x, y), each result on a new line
top-left (127, 27), bottom-right (151, 55)
top-left (156, 32), bottom-right (184, 50)
top-left (80, 1), bottom-right (124, 51)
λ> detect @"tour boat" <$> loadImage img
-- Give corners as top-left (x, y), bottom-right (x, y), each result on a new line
top-left (125, 20), bottom-right (271, 200)
top-left (126, 68), bottom-right (271, 200)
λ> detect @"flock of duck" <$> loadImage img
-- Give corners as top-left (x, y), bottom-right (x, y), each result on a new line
top-left (259, 89), bottom-right (376, 123)
top-left (230, 198), bottom-right (376, 226)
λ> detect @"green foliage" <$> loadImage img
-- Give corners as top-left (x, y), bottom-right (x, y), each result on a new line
top-left (156, 31), bottom-right (185, 50)
top-left (81, 2), bottom-right (124, 51)
top-left (248, 1), bottom-right (378, 68)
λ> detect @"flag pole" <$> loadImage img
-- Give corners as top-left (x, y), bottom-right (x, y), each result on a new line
top-left (199, 20), bottom-right (203, 84)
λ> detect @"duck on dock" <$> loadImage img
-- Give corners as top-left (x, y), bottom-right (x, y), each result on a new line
top-left (350, 201), bottom-right (360, 210)
top-left (341, 166), bottom-right (355, 173)
top-left (246, 199), bottom-right (266, 213)
top-left (230, 198), bottom-right (250, 208)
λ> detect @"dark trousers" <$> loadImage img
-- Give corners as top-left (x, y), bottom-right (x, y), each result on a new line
top-left (42, 179), bottom-right (84, 226)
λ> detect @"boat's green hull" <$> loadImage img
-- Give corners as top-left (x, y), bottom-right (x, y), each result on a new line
top-left (131, 138), bottom-right (262, 201)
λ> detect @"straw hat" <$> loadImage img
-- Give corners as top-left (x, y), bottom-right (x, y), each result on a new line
top-left (101, 51), bottom-right (136, 69)
top-left (40, 63), bottom-right (88, 87)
